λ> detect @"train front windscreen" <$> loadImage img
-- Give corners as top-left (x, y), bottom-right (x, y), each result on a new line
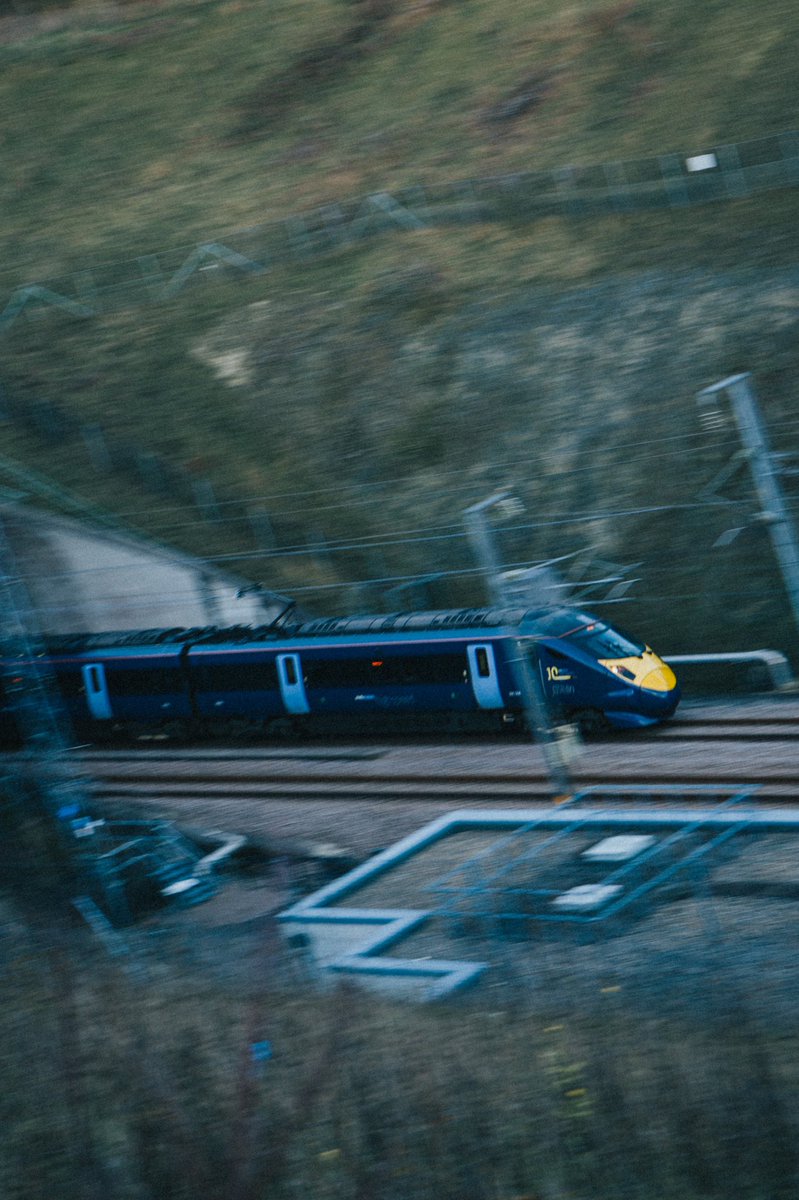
top-left (568, 622), bottom-right (646, 659)
top-left (535, 611), bottom-right (646, 658)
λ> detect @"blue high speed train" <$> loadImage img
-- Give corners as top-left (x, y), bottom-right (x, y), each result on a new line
top-left (5, 606), bottom-right (680, 741)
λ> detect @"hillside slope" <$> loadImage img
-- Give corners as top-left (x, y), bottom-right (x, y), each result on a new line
top-left (1, 0), bottom-right (799, 657)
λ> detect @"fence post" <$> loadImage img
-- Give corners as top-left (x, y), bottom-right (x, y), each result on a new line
top-left (603, 161), bottom-right (631, 212)
top-left (192, 478), bottom-right (221, 521)
top-left (81, 425), bottom-right (111, 473)
top-left (779, 130), bottom-right (799, 184)
top-left (248, 507), bottom-right (276, 551)
top-left (716, 143), bottom-right (749, 198)
top-left (658, 153), bottom-right (690, 207)
top-left (554, 165), bottom-right (581, 216)
top-left (137, 254), bottom-right (166, 298)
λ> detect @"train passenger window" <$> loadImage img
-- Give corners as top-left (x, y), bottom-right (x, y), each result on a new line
top-left (309, 660), bottom-right (345, 687)
top-left (303, 654), bottom-right (468, 688)
top-left (106, 668), bottom-right (185, 696)
top-left (54, 668), bottom-right (85, 698)
top-left (193, 661), bottom-right (279, 692)
top-left (303, 659), bottom-right (371, 688)
top-left (398, 654), bottom-right (468, 685)
top-left (475, 648), bottom-right (491, 678)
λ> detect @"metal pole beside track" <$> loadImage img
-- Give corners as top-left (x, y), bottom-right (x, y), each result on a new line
top-left (462, 493), bottom-right (577, 800)
top-left (510, 635), bottom-right (575, 802)
top-left (0, 508), bottom-right (96, 904)
top-left (463, 491), bottom-right (512, 607)
top-left (697, 373), bottom-right (799, 646)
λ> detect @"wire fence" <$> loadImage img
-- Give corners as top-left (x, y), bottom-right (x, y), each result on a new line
top-left (1, 129), bottom-right (797, 334)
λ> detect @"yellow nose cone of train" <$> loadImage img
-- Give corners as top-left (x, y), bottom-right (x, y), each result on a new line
top-left (601, 651), bottom-right (677, 692)
top-left (640, 662), bottom-right (677, 692)
top-left (639, 651), bottom-right (676, 692)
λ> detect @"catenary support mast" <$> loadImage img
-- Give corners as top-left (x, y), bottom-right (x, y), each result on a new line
top-left (697, 373), bottom-right (799, 644)
top-left (0, 506), bottom-right (90, 897)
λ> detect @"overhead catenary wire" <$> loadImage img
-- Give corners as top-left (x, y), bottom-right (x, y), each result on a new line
top-left (25, 574), bottom-right (792, 619)
top-left (110, 435), bottom-right (799, 538)
top-left (17, 528), bottom-right (787, 609)
top-left (3, 390), bottom-right (795, 538)
top-left (105, 425), bottom-right (765, 526)
top-left (8, 495), bottom-right (761, 589)
top-left (0, 385), bottom-right (795, 629)
top-left (107, 453), bottom-right (764, 543)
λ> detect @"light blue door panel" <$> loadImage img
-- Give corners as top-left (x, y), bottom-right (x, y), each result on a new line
top-left (277, 653), bottom-right (310, 715)
top-left (467, 643), bottom-right (504, 709)
top-left (82, 663), bottom-right (113, 720)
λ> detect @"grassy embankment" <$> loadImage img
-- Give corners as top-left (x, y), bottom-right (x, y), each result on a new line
top-left (0, 0), bottom-right (798, 652)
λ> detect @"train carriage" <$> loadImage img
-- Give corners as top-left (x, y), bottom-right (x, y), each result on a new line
top-left (1, 606), bottom-right (680, 741)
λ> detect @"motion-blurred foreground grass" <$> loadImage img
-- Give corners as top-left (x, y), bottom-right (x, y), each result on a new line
top-left (2, 902), bottom-right (798, 1200)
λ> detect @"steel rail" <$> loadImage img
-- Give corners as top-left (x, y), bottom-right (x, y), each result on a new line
top-left (83, 776), bottom-right (799, 805)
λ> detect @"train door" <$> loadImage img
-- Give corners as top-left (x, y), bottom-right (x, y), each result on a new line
top-left (277, 653), bottom-right (310, 715)
top-left (466, 643), bottom-right (504, 709)
top-left (82, 662), bottom-right (113, 720)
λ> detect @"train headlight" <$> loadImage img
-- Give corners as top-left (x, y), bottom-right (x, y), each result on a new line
top-left (604, 663), bottom-right (637, 682)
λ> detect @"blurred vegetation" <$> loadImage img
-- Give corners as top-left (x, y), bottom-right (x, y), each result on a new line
top-left (1, 898), bottom-right (798, 1200)
top-left (0, 0), bottom-right (797, 658)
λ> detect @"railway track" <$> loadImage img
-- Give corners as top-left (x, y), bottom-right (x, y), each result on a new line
top-left (79, 772), bottom-right (799, 803)
top-left (5, 701), bottom-right (796, 811)
top-left (48, 713), bottom-right (797, 807)
top-left (84, 783), bottom-right (799, 807)
top-left (651, 712), bottom-right (799, 740)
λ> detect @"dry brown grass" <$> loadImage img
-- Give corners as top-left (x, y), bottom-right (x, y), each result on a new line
top-left (2, 879), bottom-right (799, 1200)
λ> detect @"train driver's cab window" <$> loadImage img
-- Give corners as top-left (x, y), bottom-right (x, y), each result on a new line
top-left (572, 623), bottom-right (644, 659)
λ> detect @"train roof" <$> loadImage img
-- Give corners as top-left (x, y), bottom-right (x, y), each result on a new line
top-left (41, 606), bottom-right (588, 654)
top-left (291, 607), bottom-right (537, 636)
top-left (42, 627), bottom-right (218, 654)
